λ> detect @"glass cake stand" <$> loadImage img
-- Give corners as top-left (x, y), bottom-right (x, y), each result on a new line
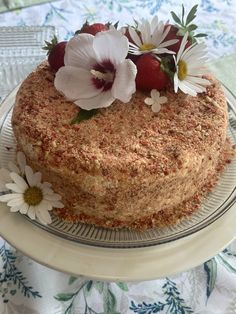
top-left (0, 85), bottom-right (235, 280)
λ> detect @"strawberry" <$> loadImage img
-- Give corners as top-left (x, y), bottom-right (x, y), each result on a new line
top-left (43, 36), bottom-right (67, 72)
top-left (135, 54), bottom-right (170, 92)
top-left (77, 22), bottom-right (108, 36)
top-left (164, 24), bottom-right (191, 53)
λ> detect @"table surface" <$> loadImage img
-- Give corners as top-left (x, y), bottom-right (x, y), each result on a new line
top-left (0, 1), bottom-right (236, 313)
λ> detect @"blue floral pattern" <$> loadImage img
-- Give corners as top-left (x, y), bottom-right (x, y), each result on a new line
top-left (0, 0), bottom-right (236, 313)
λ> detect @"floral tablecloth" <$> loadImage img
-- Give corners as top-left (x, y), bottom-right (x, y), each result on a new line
top-left (0, 1), bottom-right (236, 313)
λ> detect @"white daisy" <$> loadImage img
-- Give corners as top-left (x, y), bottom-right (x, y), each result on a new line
top-left (128, 16), bottom-right (178, 57)
top-left (144, 89), bottom-right (168, 113)
top-left (0, 151), bottom-right (26, 191)
top-left (55, 29), bottom-right (137, 110)
top-left (173, 32), bottom-right (211, 96)
top-left (0, 165), bottom-right (63, 225)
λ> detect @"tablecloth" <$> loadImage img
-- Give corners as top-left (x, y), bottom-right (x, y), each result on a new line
top-left (0, 1), bottom-right (236, 313)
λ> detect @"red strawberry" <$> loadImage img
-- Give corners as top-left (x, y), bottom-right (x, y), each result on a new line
top-left (164, 24), bottom-right (191, 53)
top-left (135, 54), bottom-right (170, 92)
top-left (79, 22), bottom-right (108, 36)
top-left (43, 36), bottom-right (67, 72)
top-left (48, 41), bottom-right (67, 72)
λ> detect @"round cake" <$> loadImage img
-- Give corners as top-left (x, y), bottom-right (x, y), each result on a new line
top-left (11, 62), bottom-right (232, 229)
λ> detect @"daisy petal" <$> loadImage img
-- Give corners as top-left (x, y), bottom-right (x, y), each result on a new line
top-left (128, 27), bottom-right (142, 47)
top-left (25, 165), bottom-right (35, 187)
top-left (36, 209), bottom-right (52, 225)
top-left (10, 206), bottom-right (20, 213)
top-left (186, 76), bottom-right (211, 86)
top-left (75, 90), bottom-right (115, 110)
top-left (0, 193), bottom-right (22, 202)
top-left (93, 30), bottom-right (129, 67)
top-left (10, 172), bottom-right (28, 190)
top-left (8, 162), bottom-right (20, 174)
top-left (174, 73), bottom-right (179, 93)
top-left (52, 201), bottom-right (64, 209)
top-left (5, 183), bottom-right (25, 193)
top-left (44, 193), bottom-right (61, 201)
top-left (64, 33), bottom-right (96, 69)
top-left (27, 206), bottom-right (36, 220)
top-left (176, 32), bottom-right (189, 63)
top-left (19, 203), bottom-right (29, 215)
top-left (55, 66), bottom-right (102, 102)
top-left (17, 152), bottom-right (26, 174)
top-left (111, 59), bottom-right (137, 103)
top-left (178, 80), bottom-right (197, 96)
top-left (7, 197), bottom-right (24, 207)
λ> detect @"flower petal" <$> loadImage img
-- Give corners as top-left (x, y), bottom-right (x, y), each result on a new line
top-left (128, 27), bottom-right (142, 47)
top-left (10, 173), bottom-right (28, 190)
top-left (93, 30), bottom-right (129, 67)
top-left (43, 193), bottom-right (61, 202)
top-left (19, 202), bottom-right (29, 215)
top-left (8, 162), bottom-right (20, 174)
top-left (75, 90), bottom-right (115, 110)
top-left (144, 97), bottom-right (154, 106)
top-left (17, 152), bottom-right (26, 174)
top-left (64, 33), bottom-right (96, 69)
top-left (0, 193), bottom-right (22, 202)
top-left (36, 208), bottom-right (52, 225)
top-left (176, 32), bottom-right (189, 63)
top-left (55, 66), bottom-right (102, 101)
top-left (27, 206), bottom-right (36, 220)
top-left (152, 102), bottom-right (161, 113)
top-left (25, 165), bottom-right (35, 187)
top-left (178, 80), bottom-right (197, 96)
top-left (51, 201), bottom-right (64, 209)
top-left (5, 183), bottom-right (25, 193)
top-left (111, 59), bottom-right (137, 103)
top-left (174, 73), bottom-right (179, 93)
top-left (10, 206), bottom-right (20, 213)
top-left (159, 96), bottom-right (168, 105)
top-left (7, 197), bottom-right (24, 207)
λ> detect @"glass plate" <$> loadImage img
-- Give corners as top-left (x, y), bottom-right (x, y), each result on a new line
top-left (0, 26), bottom-right (55, 99)
top-left (0, 86), bottom-right (236, 249)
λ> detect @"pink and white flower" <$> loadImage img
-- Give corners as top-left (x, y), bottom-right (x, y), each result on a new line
top-left (55, 29), bottom-right (137, 110)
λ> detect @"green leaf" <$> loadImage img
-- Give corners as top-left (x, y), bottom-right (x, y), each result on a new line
top-left (170, 11), bottom-right (182, 25)
top-left (204, 259), bottom-right (217, 299)
top-left (68, 276), bottom-right (78, 285)
top-left (194, 33), bottom-right (208, 38)
top-left (95, 281), bottom-right (104, 294)
top-left (186, 4), bottom-right (198, 26)
top-left (104, 288), bottom-right (117, 314)
top-left (181, 4), bottom-right (185, 24)
top-left (54, 293), bottom-right (75, 301)
top-left (187, 24), bottom-right (198, 32)
top-left (116, 282), bottom-right (128, 291)
top-left (70, 109), bottom-right (98, 124)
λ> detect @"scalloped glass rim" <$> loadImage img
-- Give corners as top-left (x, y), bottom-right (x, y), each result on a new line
top-left (0, 85), bottom-right (235, 249)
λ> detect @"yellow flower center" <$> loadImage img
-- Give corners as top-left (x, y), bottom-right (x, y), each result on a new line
top-left (178, 60), bottom-right (188, 81)
top-left (24, 186), bottom-right (43, 206)
top-left (139, 43), bottom-right (156, 51)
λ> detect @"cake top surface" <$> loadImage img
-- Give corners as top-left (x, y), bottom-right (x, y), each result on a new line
top-left (12, 62), bottom-right (227, 179)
